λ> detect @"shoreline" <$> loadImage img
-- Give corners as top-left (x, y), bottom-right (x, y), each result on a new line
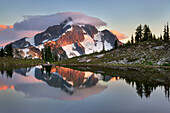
top-left (1, 61), bottom-right (170, 70)
top-left (55, 63), bottom-right (170, 69)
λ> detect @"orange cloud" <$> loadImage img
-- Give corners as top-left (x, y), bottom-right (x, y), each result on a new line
top-left (110, 77), bottom-right (120, 81)
top-left (0, 25), bottom-right (13, 31)
top-left (110, 30), bottom-right (128, 41)
top-left (0, 85), bottom-right (15, 91)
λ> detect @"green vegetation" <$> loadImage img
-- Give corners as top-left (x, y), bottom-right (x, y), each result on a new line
top-left (163, 63), bottom-right (170, 66)
top-left (41, 45), bottom-right (59, 63)
top-left (0, 57), bottom-right (45, 70)
top-left (0, 44), bottom-right (13, 57)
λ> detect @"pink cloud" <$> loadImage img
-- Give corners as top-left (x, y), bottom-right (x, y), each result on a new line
top-left (13, 12), bottom-right (107, 31)
top-left (0, 27), bottom-right (40, 46)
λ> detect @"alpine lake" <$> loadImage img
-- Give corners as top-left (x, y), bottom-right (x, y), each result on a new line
top-left (0, 65), bottom-right (170, 113)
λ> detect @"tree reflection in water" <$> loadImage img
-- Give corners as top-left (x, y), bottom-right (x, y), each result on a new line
top-left (68, 66), bottom-right (170, 100)
top-left (0, 69), bottom-right (13, 78)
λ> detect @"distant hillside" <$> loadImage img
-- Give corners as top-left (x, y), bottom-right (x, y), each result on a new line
top-left (57, 41), bottom-right (170, 67)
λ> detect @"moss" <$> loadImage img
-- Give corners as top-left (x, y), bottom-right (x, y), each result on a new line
top-left (146, 61), bottom-right (154, 66)
top-left (163, 63), bottom-right (170, 66)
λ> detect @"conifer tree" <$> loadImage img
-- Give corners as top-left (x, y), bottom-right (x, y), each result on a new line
top-left (114, 40), bottom-right (118, 49)
top-left (41, 49), bottom-right (45, 61)
top-left (153, 34), bottom-right (156, 40)
top-left (0, 48), bottom-right (5, 57)
top-left (44, 45), bottom-right (52, 62)
top-left (143, 25), bottom-right (152, 41)
top-left (131, 35), bottom-right (134, 44)
top-left (160, 34), bottom-right (163, 40)
top-left (54, 54), bottom-right (58, 62)
top-left (125, 40), bottom-right (131, 47)
top-left (5, 44), bottom-right (13, 57)
top-left (135, 25), bottom-right (143, 43)
top-left (167, 22), bottom-right (169, 41)
top-left (163, 25), bottom-right (167, 41)
top-left (135, 35), bottom-right (139, 43)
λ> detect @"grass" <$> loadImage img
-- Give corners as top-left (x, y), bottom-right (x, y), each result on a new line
top-left (0, 57), bottom-right (45, 70)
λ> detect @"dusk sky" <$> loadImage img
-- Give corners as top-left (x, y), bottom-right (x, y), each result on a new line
top-left (0, 0), bottom-right (170, 46)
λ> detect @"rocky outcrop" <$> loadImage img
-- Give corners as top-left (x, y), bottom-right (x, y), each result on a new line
top-left (44, 41), bottom-right (68, 60)
top-left (82, 24), bottom-right (98, 37)
top-left (10, 37), bottom-right (31, 49)
top-left (56, 25), bottom-right (85, 46)
top-left (73, 42), bottom-right (85, 55)
top-left (13, 46), bottom-right (41, 59)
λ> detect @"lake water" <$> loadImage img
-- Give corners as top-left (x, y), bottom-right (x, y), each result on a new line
top-left (0, 65), bottom-right (170, 113)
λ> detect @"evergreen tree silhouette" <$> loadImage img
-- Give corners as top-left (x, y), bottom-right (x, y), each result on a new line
top-left (135, 25), bottom-right (143, 43)
top-left (143, 24), bottom-right (152, 41)
top-left (163, 25), bottom-right (167, 41)
top-left (160, 34), bottom-right (163, 40)
top-left (0, 48), bottom-right (5, 57)
top-left (114, 40), bottom-right (118, 49)
top-left (6, 69), bottom-right (13, 78)
top-left (44, 46), bottom-right (52, 62)
top-left (167, 22), bottom-right (169, 41)
top-left (131, 35), bottom-right (134, 44)
top-left (5, 44), bottom-right (13, 57)
top-left (41, 49), bottom-right (44, 60)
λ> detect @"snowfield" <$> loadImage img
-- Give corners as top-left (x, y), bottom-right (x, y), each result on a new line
top-left (62, 31), bottom-right (115, 58)
top-left (62, 44), bottom-right (81, 58)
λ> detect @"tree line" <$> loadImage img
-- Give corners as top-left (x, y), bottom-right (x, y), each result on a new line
top-left (130, 23), bottom-right (169, 44)
top-left (41, 45), bottom-right (60, 63)
top-left (0, 44), bottom-right (13, 57)
top-left (114, 23), bottom-right (169, 49)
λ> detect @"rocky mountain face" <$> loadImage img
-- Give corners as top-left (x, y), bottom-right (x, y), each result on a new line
top-left (6, 17), bottom-right (122, 59)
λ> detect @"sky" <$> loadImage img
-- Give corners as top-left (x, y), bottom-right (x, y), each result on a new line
top-left (0, 0), bottom-right (170, 46)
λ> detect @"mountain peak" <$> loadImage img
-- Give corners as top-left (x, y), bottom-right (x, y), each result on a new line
top-left (60, 17), bottom-right (73, 27)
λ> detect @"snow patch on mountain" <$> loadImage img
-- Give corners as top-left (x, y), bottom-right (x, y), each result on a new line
top-left (80, 32), bottom-right (104, 54)
top-left (80, 34), bottom-right (95, 54)
top-left (35, 44), bottom-right (44, 51)
top-left (63, 21), bottom-right (73, 28)
top-left (93, 32), bottom-right (104, 52)
top-left (62, 44), bottom-right (81, 58)
top-left (42, 39), bottom-right (49, 43)
top-left (24, 43), bottom-right (29, 47)
top-left (104, 40), bottom-right (113, 51)
top-left (52, 35), bottom-right (61, 41)
top-left (26, 37), bottom-right (35, 46)
top-left (66, 27), bottom-right (73, 32)
top-left (94, 73), bottom-right (103, 80)
top-left (63, 31), bottom-right (111, 58)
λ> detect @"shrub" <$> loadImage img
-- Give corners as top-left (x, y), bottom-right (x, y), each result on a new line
top-left (147, 61), bottom-right (153, 65)
top-left (162, 63), bottom-right (170, 66)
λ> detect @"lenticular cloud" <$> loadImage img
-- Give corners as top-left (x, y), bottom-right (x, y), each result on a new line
top-left (13, 12), bottom-right (107, 31)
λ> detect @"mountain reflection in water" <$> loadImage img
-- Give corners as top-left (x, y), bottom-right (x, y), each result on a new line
top-left (0, 65), bottom-right (170, 101)
top-left (0, 66), bottom-right (114, 100)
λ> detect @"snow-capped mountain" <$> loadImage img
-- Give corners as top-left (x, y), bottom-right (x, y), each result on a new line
top-left (7, 17), bottom-right (123, 59)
